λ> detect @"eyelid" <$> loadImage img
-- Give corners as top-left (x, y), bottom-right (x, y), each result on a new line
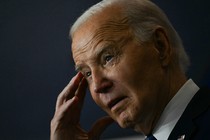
top-left (75, 65), bottom-right (90, 76)
top-left (84, 71), bottom-right (91, 78)
top-left (101, 48), bottom-right (117, 64)
top-left (80, 68), bottom-right (92, 78)
top-left (75, 65), bottom-right (82, 73)
top-left (104, 54), bottom-right (114, 62)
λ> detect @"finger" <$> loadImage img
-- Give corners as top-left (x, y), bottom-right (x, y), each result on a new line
top-left (75, 77), bottom-right (88, 107)
top-left (62, 72), bottom-right (84, 101)
top-left (88, 116), bottom-right (114, 140)
top-left (69, 78), bottom-right (88, 123)
top-left (52, 96), bottom-right (79, 127)
top-left (66, 72), bottom-right (84, 96)
top-left (56, 72), bottom-right (84, 111)
top-left (58, 95), bottom-right (84, 125)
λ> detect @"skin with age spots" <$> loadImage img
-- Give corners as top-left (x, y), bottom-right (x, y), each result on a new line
top-left (72, 6), bottom-right (186, 134)
top-left (50, 1), bottom-right (187, 139)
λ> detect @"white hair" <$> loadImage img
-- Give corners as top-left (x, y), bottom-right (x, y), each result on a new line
top-left (70, 0), bottom-right (190, 73)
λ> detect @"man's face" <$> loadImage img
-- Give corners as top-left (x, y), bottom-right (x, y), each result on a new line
top-left (72, 15), bottom-right (167, 130)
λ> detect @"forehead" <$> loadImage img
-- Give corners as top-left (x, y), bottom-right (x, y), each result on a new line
top-left (71, 6), bottom-right (131, 60)
top-left (72, 4), bottom-right (130, 44)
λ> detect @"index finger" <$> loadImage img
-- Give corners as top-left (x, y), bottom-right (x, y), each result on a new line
top-left (56, 72), bottom-right (84, 111)
top-left (74, 77), bottom-right (88, 109)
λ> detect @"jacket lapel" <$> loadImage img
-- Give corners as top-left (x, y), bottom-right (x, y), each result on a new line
top-left (168, 87), bottom-right (210, 140)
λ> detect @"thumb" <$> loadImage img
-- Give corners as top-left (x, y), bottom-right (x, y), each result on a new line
top-left (88, 116), bottom-right (114, 140)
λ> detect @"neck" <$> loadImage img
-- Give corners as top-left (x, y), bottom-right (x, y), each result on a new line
top-left (135, 67), bottom-right (187, 135)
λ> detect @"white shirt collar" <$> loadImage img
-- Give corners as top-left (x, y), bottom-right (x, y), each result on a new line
top-left (152, 79), bottom-right (199, 140)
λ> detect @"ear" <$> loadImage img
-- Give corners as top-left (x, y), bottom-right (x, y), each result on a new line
top-left (153, 27), bottom-right (171, 67)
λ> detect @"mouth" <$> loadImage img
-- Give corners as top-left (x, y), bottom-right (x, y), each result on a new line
top-left (108, 96), bottom-right (127, 110)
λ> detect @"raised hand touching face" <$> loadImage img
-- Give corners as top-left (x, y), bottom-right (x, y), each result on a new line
top-left (50, 73), bottom-right (113, 140)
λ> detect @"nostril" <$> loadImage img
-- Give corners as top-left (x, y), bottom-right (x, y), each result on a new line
top-left (94, 81), bottom-right (113, 94)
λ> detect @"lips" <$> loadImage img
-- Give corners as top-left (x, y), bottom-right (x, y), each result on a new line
top-left (108, 96), bottom-right (127, 110)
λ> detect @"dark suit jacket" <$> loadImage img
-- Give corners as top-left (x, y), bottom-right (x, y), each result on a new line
top-left (168, 87), bottom-right (210, 140)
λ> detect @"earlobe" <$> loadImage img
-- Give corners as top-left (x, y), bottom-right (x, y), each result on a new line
top-left (153, 27), bottom-right (171, 67)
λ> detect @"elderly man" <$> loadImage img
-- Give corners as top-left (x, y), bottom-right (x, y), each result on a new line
top-left (50, 0), bottom-right (210, 139)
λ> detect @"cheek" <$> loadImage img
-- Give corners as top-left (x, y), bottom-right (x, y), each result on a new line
top-left (89, 87), bottom-right (104, 108)
top-left (126, 95), bottom-right (155, 123)
top-left (89, 86), bottom-right (97, 102)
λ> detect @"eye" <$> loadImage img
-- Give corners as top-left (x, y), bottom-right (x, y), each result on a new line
top-left (104, 55), bottom-right (113, 63)
top-left (85, 71), bottom-right (91, 78)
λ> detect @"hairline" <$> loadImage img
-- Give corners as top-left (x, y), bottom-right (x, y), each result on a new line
top-left (70, 0), bottom-right (190, 73)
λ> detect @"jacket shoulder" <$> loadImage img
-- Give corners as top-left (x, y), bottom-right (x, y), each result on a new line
top-left (168, 87), bottom-right (210, 140)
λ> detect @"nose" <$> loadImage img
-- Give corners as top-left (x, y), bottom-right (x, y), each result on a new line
top-left (91, 68), bottom-right (113, 94)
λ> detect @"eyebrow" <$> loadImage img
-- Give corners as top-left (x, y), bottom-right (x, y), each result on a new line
top-left (75, 62), bottom-right (89, 72)
top-left (74, 44), bottom-right (115, 72)
top-left (75, 65), bottom-right (81, 72)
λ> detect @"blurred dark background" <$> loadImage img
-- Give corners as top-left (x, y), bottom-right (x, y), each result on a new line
top-left (0, 0), bottom-right (210, 139)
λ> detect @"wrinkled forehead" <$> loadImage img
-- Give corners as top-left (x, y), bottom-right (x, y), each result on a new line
top-left (71, 3), bottom-right (125, 38)
top-left (71, 6), bottom-right (131, 55)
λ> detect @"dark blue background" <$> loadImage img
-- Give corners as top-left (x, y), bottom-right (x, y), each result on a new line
top-left (0, 0), bottom-right (209, 139)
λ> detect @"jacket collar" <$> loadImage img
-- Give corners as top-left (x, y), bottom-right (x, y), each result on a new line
top-left (168, 87), bottom-right (210, 140)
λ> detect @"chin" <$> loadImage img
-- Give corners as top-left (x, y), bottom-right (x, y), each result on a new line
top-left (116, 111), bottom-right (135, 129)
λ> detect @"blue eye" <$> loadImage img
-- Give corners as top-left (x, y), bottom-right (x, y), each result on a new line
top-left (105, 55), bottom-right (113, 62)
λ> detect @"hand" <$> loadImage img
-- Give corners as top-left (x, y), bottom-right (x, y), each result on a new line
top-left (50, 73), bottom-right (113, 140)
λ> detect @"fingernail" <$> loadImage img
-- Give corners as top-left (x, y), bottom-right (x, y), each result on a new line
top-left (77, 72), bottom-right (84, 77)
top-left (72, 96), bottom-right (79, 102)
